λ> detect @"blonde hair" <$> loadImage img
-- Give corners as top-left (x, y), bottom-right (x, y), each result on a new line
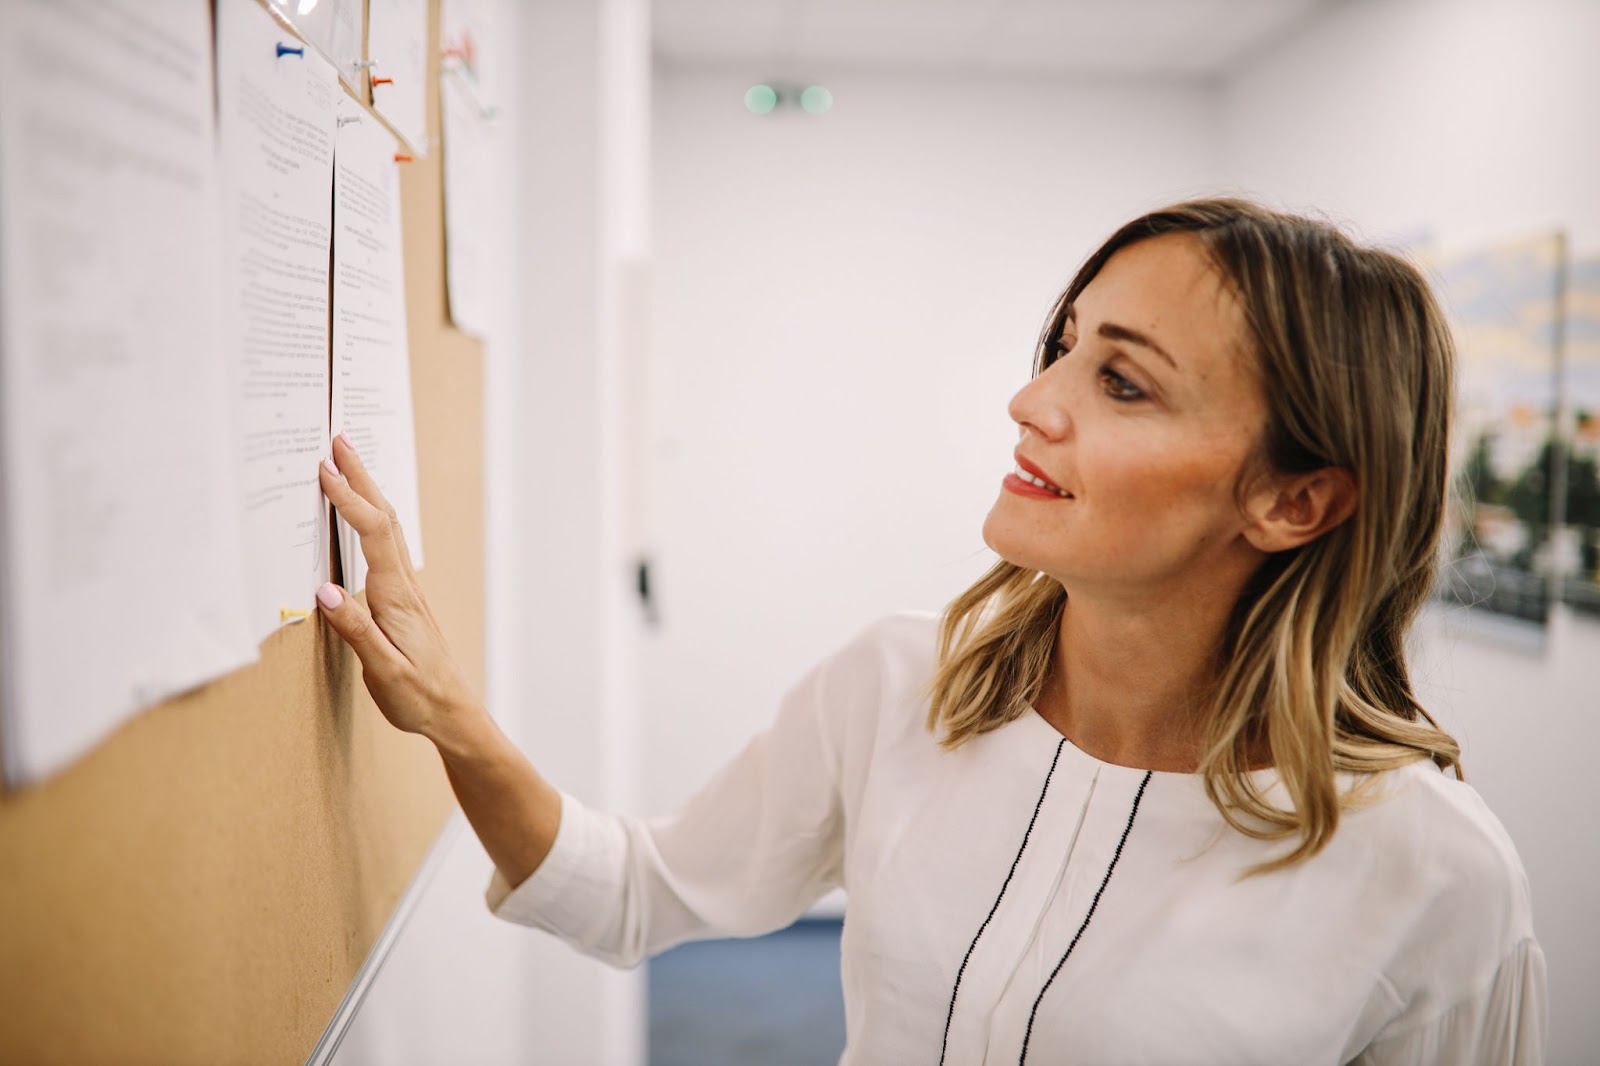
top-left (927, 199), bottom-right (1461, 873)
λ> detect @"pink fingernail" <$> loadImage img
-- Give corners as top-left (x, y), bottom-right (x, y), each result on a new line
top-left (317, 583), bottom-right (343, 610)
top-left (338, 431), bottom-right (358, 457)
top-left (322, 457), bottom-right (341, 478)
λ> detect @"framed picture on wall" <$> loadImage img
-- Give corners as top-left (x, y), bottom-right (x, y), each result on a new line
top-left (1560, 255), bottom-right (1600, 615)
top-left (1432, 232), bottom-right (1565, 632)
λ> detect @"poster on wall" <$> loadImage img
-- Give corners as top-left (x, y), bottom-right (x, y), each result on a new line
top-left (1561, 256), bottom-right (1600, 615)
top-left (1433, 233), bottom-right (1565, 630)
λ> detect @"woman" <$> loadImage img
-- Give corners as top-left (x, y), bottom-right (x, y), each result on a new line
top-left (315, 199), bottom-right (1545, 1063)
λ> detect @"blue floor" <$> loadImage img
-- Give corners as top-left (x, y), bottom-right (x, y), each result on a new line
top-left (648, 918), bottom-right (847, 1066)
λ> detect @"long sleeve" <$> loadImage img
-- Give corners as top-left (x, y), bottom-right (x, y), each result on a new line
top-left (1353, 937), bottom-right (1547, 1066)
top-left (483, 626), bottom-right (875, 969)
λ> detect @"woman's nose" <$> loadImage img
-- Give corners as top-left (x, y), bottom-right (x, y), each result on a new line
top-left (1007, 362), bottom-right (1072, 441)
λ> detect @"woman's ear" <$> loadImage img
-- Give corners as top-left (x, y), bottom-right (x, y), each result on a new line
top-left (1242, 467), bottom-right (1358, 553)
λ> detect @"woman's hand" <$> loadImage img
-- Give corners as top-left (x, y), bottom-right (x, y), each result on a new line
top-left (315, 434), bottom-right (477, 740)
top-left (319, 435), bottom-right (562, 888)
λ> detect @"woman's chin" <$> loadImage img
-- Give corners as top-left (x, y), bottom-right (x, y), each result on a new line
top-left (981, 520), bottom-right (1043, 573)
top-left (983, 504), bottom-right (1051, 565)
top-left (982, 521), bottom-right (1085, 588)
top-left (979, 507), bottom-right (1012, 558)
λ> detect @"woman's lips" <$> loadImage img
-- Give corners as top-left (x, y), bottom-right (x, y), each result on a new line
top-left (1003, 471), bottom-right (1072, 499)
top-left (998, 470), bottom-right (1062, 496)
top-left (1011, 454), bottom-right (1071, 497)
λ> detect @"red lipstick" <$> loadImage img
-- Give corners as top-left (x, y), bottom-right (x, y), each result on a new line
top-left (1014, 453), bottom-right (1063, 490)
top-left (1005, 453), bottom-right (1071, 500)
top-left (1002, 473), bottom-right (1068, 499)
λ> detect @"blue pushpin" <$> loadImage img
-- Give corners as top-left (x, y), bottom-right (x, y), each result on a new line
top-left (276, 42), bottom-right (305, 59)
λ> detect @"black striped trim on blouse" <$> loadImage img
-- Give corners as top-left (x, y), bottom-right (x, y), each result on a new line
top-left (938, 737), bottom-right (1067, 1066)
top-left (1017, 769), bottom-right (1153, 1065)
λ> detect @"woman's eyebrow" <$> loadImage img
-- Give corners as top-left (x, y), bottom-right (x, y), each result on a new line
top-left (1097, 322), bottom-right (1179, 369)
top-left (1060, 306), bottom-right (1179, 370)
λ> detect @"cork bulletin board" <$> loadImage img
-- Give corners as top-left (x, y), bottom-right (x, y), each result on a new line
top-left (0, 1), bottom-right (480, 1061)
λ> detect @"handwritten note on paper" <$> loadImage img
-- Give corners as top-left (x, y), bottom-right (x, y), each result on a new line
top-left (331, 96), bottom-right (425, 595)
top-left (218, 0), bottom-right (340, 641)
top-left (0, 0), bottom-right (255, 786)
top-left (367, 0), bottom-right (430, 156)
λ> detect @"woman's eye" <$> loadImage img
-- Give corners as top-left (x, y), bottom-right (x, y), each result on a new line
top-left (1100, 366), bottom-right (1145, 402)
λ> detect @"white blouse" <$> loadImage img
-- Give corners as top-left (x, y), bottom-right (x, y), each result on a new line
top-left (487, 613), bottom-right (1546, 1065)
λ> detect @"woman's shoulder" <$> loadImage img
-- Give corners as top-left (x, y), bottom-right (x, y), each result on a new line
top-left (795, 611), bottom-right (945, 761)
top-left (817, 610), bottom-right (942, 694)
top-left (1354, 760), bottom-right (1531, 907)
top-left (1334, 760), bottom-right (1544, 1049)
top-left (1336, 759), bottom-right (1537, 988)
top-left (843, 609), bottom-right (942, 654)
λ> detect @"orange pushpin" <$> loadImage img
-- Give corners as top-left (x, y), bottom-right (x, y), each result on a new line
top-left (394, 153), bottom-right (414, 163)
top-left (372, 76), bottom-right (394, 87)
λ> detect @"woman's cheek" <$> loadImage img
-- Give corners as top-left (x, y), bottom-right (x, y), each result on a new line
top-left (1096, 452), bottom-right (1227, 535)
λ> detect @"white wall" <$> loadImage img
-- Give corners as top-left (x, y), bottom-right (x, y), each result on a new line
top-left (644, 69), bottom-right (1226, 814)
top-left (1222, 2), bottom-right (1600, 1060)
top-left (1221, 0), bottom-right (1600, 253)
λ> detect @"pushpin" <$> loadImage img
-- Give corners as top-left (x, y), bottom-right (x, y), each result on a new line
top-left (394, 153), bottom-right (414, 163)
top-left (280, 607), bottom-right (312, 622)
top-left (276, 43), bottom-right (305, 58)
top-left (372, 76), bottom-right (394, 87)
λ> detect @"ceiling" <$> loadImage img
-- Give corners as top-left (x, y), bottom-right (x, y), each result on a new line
top-left (653, 0), bottom-right (1342, 80)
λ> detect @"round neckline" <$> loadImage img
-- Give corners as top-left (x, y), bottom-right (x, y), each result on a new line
top-left (1019, 705), bottom-right (1280, 787)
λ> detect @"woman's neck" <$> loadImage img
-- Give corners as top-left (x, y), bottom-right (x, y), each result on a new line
top-left (1033, 588), bottom-right (1236, 773)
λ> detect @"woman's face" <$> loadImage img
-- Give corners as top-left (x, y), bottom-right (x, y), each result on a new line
top-left (983, 233), bottom-right (1272, 599)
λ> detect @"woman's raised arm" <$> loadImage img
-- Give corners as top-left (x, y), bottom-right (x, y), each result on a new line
top-left (316, 433), bottom-right (561, 891)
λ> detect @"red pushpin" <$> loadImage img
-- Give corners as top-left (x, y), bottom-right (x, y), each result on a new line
top-left (372, 76), bottom-right (394, 87)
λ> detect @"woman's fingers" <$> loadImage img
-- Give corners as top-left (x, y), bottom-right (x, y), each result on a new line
top-left (315, 581), bottom-right (408, 678)
top-left (330, 433), bottom-right (419, 584)
top-left (314, 442), bottom-right (473, 739)
top-left (320, 451), bottom-right (408, 579)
